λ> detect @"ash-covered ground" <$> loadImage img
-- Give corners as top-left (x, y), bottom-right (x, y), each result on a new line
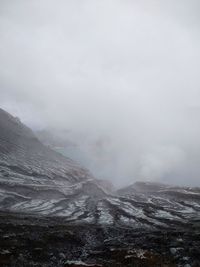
top-left (0, 211), bottom-right (200, 267)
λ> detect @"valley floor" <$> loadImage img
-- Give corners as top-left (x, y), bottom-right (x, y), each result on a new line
top-left (0, 212), bottom-right (199, 267)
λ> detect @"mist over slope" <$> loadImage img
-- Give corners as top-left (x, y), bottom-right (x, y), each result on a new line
top-left (0, 108), bottom-right (199, 230)
top-left (0, 108), bottom-right (200, 266)
top-left (0, 108), bottom-right (100, 214)
top-left (36, 128), bottom-right (120, 187)
top-left (1, 0), bottom-right (200, 187)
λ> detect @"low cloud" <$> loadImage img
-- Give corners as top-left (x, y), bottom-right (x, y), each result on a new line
top-left (0, 0), bottom-right (200, 187)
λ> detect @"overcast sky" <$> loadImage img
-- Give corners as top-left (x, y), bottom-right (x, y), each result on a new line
top-left (0, 0), bottom-right (200, 187)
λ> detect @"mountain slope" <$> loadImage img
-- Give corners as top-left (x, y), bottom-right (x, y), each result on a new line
top-left (0, 108), bottom-right (200, 267)
top-left (0, 108), bottom-right (200, 230)
top-left (0, 108), bottom-right (100, 213)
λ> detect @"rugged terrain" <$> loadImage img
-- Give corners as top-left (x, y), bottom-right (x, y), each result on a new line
top-left (0, 108), bottom-right (200, 266)
top-left (0, 211), bottom-right (199, 267)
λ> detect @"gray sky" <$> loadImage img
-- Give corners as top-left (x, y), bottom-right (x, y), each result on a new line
top-left (0, 0), bottom-right (200, 187)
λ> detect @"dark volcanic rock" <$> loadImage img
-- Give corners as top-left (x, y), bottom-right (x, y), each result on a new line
top-left (0, 212), bottom-right (199, 267)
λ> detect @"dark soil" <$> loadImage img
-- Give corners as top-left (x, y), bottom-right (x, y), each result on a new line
top-left (0, 212), bottom-right (199, 267)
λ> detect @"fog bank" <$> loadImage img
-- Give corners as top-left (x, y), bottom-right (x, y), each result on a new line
top-left (0, 0), bottom-right (200, 187)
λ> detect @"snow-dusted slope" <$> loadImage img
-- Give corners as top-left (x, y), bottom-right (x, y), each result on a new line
top-left (0, 108), bottom-right (99, 212)
top-left (0, 108), bottom-right (199, 229)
